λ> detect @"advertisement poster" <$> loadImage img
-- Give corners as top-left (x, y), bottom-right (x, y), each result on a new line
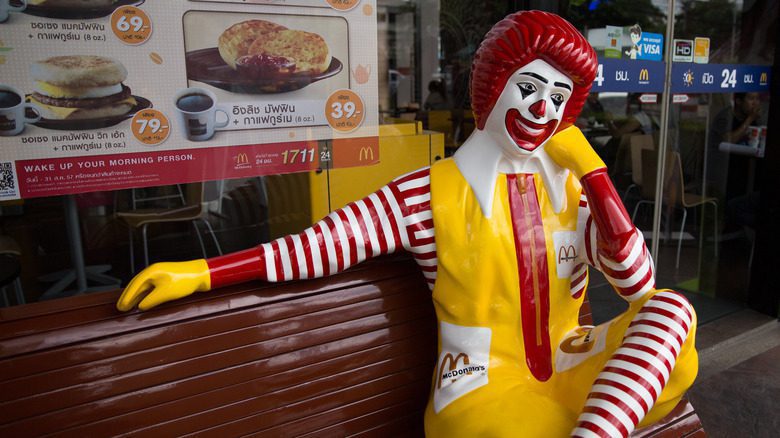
top-left (624, 24), bottom-right (662, 61)
top-left (673, 39), bottom-right (694, 63)
top-left (604, 25), bottom-right (622, 59)
top-left (694, 37), bottom-right (710, 64)
top-left (635, 32), bottom-right (663, 62)
top-left (0, 0), bottom-right (379, 200)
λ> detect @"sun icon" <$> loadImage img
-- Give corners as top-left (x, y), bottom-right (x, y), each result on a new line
top-left (683, 69), bottom-right (694, 87)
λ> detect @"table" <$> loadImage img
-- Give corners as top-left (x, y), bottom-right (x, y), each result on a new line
top-left (38, 195), bottom-right (120, 300)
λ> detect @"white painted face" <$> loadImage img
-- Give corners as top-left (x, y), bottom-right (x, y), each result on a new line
top-left (483, 59), bottom-right (573, 154)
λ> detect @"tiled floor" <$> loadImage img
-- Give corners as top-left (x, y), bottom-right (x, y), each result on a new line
top-left (688, 336), bottom-right (780, 437)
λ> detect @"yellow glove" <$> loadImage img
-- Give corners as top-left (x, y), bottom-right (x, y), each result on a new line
top-left (116, 259), bottom-right (211, 311)
top-left (544, 126), bottom-right (606, 178)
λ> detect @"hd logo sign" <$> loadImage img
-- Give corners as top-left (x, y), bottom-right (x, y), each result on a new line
top-left (673, 39), bottom-right (694, 62)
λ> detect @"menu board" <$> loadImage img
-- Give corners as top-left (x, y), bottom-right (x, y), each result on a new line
top-left (0, 0), bottom-right (378, 200)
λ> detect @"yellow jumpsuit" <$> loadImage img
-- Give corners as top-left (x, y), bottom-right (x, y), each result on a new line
top-left (424, 159), bottom-right (697, 437)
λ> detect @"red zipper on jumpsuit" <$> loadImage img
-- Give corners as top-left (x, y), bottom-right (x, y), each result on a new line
top-left (507, 174), bottom-right (552, 382)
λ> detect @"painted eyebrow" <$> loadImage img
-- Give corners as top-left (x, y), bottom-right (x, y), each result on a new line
top-left (554, 82), bottom-right (572, 90)
top-left (518, 72), bottom-right (548, 83)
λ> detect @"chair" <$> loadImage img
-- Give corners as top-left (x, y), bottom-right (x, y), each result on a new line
top-left (622, 134), bottom-right (654, 200)
top-left (452, 109), bottom-right (475, 145)
top-left (130, 185), bottom-right (186, 210)
top-left (0, 235), bottom-right (25, 306)
top-left (632, 150), bottom-right (718, 268)
top-left (427, 110), bottom-right (456, 149)
top-left (117, 182), bottom-right (223, 271)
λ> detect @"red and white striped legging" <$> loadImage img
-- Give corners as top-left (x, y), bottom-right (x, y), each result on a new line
top-left (572, 290), bottom-right (695, 437)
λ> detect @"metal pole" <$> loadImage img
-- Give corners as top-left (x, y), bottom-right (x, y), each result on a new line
top-left (64, 194), bottom-right (88, 293)
top-left (650, 0), bottom-right (676, 265)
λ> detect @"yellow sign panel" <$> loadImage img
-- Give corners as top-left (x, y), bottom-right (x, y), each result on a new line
top-left (694, 37), bottom-right (710, 64)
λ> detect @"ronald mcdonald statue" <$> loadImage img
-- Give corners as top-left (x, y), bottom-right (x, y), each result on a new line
top-left (118, 11), bottom-right (697, 438)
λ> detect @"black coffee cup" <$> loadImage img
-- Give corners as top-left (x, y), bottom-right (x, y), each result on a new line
top-left (173, 87), bottom-right (228, 141)
top-left (176, 93), bottom-right (214, 113)
top-left (0, 85), bottom-right (40, 136)
top-left (1, 0), bottom-right (28, 23)
top-left (0, 90), bottom-right (22, 108)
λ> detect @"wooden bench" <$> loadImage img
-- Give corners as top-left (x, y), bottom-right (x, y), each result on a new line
top-left (0, 256), bottom-right (702, 436)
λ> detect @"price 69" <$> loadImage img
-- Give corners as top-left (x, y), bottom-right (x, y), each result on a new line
top-left (115, 15), bottom-right (145, 32)
top-left (111, 6), bottom-right (152, 45)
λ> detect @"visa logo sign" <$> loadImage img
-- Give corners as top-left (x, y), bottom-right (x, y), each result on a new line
top-left (637, 32), bottom-right (663, 61)
top-left (641, 43), bottom-right (661, 55)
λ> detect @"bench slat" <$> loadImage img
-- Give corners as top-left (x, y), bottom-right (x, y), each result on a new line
top-left (59, 326), bottom-right (435, 437)
top-left (0, 286), bottom-right (428, 399)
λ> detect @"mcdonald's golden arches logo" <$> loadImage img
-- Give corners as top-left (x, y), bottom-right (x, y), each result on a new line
top-left (558, 245), bottom-right (577, 263)
top-left (234, 153), bottom-right (249, 165)
top-left (639, 68), bottom-right (649, 82)
top-left (438, 353), bottom-right (471, 388)
top-left (232, 152), bottom-right (251, 170)
top-left (359, 146), bottom-right (375, 161)
top-left (760, 72), bottom-right (768, 85)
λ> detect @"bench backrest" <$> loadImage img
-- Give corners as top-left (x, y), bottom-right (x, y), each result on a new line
top-left (0, 257), bottom-right (437, 436)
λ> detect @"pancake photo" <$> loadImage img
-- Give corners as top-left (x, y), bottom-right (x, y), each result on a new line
top-left (217, 19), bottom-right (288, 70)
top-left (19, 0), bottom-right (145, 20)
top-left (28, 55), bottom-right (151, 130)
top-left (185, 17), bottom-right (344, 94)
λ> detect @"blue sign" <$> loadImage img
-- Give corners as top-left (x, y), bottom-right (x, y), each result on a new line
top-left (637, 32), bottom-right (663, 61)
top-left (671, 63), bottom-right (772, 93)
top-left (590, 59), bottom-right (772, 94)
top-left (591, 58), bottom-right (665, 93)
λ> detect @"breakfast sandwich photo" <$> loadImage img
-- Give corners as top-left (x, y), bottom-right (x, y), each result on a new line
top-left (183, 11), bottom-right (349, 97)
top-left (27, 55), bottom-right (151, 130)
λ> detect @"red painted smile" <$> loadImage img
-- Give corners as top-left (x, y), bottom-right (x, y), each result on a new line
top-left (505, 108), bottom-right (558, 151)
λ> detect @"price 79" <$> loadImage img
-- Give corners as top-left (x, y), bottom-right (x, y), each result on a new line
top-left (136, 118), bottom-right (161, 134)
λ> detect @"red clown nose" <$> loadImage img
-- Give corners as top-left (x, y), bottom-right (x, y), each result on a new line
top-left (529, 100), bottom-right (546, 119)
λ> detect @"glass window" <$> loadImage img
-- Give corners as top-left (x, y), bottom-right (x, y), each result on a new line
top-left (1, 0), bottom-right (776, 317)
top-left (664, 0), bottom-right (776, 302)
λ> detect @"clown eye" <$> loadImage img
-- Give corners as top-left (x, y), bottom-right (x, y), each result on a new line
top-left (550, 93), bottom-right (565, 110)
top-left (516, 82), bottom-right (536, 99)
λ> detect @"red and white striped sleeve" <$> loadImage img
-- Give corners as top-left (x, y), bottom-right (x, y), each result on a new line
top-left (208, 167), bottom-right (437, 290)
top-left (389, 168), bottom-right (437, 288)
top-left (579, 194), bottom-right (656, 302)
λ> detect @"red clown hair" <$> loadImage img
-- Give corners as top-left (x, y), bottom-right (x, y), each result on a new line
top-left (471, 10), bottom-right (598, 131)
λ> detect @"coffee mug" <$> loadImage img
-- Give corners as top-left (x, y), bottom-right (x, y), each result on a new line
top-left (0, 84), bottom-right (40, 136)
top-left (0, 0), bottom-right (27, 23)
top-left (173, 87), bottom-right (229, 141)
